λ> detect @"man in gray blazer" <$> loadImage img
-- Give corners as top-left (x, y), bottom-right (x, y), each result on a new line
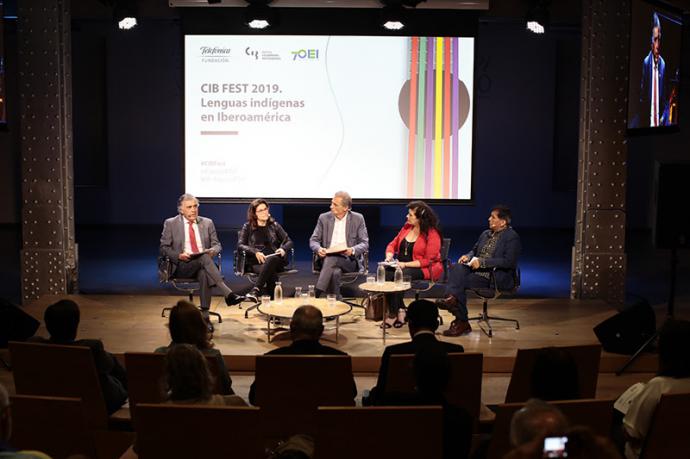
top-left (309, 191), bottom-right (369, 299)
top-left (160, 194), bottom-right (243, 328)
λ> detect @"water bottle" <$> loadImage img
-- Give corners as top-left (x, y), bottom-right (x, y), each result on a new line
top-left (377, 262), bottom-right (386, 284)
top-left (274, 281), bottom-right (283, 304)
top-left (294, 286), bottom-right (302, 298)
top-left (394, 264), bottom-right (403, 285)
top-left (307, 285), bottom-right (316, 298)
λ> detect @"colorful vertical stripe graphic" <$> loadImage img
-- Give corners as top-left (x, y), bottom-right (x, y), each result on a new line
top-left (405, 36), bottom-right (464, 199)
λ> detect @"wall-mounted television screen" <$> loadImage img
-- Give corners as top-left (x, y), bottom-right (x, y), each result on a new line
top-left (627, 0), bottom-right (683, 131)
top-left (184, 35), bottom-right (475, 202)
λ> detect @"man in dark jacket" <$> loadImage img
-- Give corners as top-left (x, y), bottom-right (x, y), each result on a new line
top-left (437, 205), bottom-right (521, 336)
top-left (29, 299), bottom-right (128, 414)
top-left (365, 299), bottom-right (464, 405)
top-left (248, 305), bottom-right (355, 404)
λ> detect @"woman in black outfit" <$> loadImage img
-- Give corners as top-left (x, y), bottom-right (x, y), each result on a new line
top-left (238, 199), bottom-right (293, 302)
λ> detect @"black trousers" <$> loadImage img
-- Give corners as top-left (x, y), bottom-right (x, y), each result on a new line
top-left (246, 254), bottom-right (286, 297)
top-left (384, 266), bottom-right (424, 313)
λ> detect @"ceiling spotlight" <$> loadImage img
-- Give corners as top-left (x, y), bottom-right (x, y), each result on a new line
top-left (114, 0), bottom-right (138, 30)
top-left (245, 0), bottom-right (276, 30)
top-left (380, 2), bottom-right (407, 31)
top-left (526, 0), bottom-right (550, 35)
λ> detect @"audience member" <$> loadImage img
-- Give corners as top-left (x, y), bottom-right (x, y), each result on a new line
top-left (504, 426), bottom-right (622, 459)
top-left (0, 383), bottom-right (52, 459)
top-left (165, 344), bottom-right (246, 406)
top-left (530, 347), bottom-right (580, 401)
top-left (365, 299), bottom-right (463, 405)
top-left (621, 319), bottom-right (690, 459)
top-left (510, 399), bottom-right (569, 448)
top-left (29, 299), bottom-right (128, 414)
top-left (156, 300), bottom-right (233, 395)
top-left (248, 305), bottom-right (356, 405)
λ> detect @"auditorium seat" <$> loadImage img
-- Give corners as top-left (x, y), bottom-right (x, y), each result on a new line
top-left (486, 398), bottom-right (614, 459)
top-left (639, 392), bottom-right (690, 459)
top-left (383, 352), bottom-right (483, 420)
top-left (315, 406), bottom-right (443, 459)
top-left (10, 394), bottom-right (95, 458)
top-left (134, 403), bottom-right (261, 459)
top-left (504, 344), bottom-right (601, 403)
top-left (124, 351), bottom-right (230, 415)
top-left (253, 355), bottom-right (356, 438)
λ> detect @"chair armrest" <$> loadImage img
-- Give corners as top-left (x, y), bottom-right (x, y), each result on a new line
top-left (361, 251), bottom-right (369, 275)
top-left (286, 248), bottom-right (296, 270)
top-left (158, 256), bottom-right (172, 283)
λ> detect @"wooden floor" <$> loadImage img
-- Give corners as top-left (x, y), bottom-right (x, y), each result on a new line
top-left (1, 293), bottom-right (673, 407)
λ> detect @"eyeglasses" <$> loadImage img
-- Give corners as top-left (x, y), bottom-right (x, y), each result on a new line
top-left (256, 207), bottom-right (269, 213)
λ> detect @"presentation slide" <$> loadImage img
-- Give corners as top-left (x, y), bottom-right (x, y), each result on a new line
top-left (185, 35), bottom-right (474, 201)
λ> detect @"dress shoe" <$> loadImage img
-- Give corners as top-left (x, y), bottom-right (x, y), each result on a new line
top-left (436, 295), bottom-right (459, 311)
top-left (245, 288), bottom-right (260, 304)
top-left (225, 292), bottom-right (245, 306)
top-left (443, 320), bottom-right (472, 337)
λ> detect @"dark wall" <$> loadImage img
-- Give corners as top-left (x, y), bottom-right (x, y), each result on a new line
top-left (7, 7), bottom-right (683, 231)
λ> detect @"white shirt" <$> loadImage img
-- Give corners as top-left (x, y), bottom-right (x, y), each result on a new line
top-left (330, 213), bottom-right (348, 249)
top-left (623, 375), bottom-right (690, 459)
top-left (183, 218), bottom-right (204, 254)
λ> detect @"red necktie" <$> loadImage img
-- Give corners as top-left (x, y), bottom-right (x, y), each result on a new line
top-left (188, 221), bottom-right (199, 253)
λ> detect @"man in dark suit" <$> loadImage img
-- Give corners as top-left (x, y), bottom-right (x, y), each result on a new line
top-left (437, 205), bottom-right (521, 337)
top-left (639, 12), bottom-right (667, 127)
top-left (365, 299), bottom-right (464, 405)
top-left (248, 305), bottom-right (356, 404)
top-left (159, 194), bottom-right (243, 328)
top-left (29, 299), bottom-right (128, 415)
top-left (309, 191), bottom-right (369, 299)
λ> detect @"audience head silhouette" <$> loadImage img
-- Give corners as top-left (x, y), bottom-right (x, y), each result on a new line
top-left (168, 300), bottom-right (212, 350)
top-left (530, 347), bottom-right (580, 401)
top-left (407, 299), bottom-right (440, 336)
top-left (290, 305), bottom-right (324, 341)
top-left (44, 299), bottom-right (80, 342)
top-left (658, 319), bottom-right (690, 378)
top-left (510, 398), bottom-right (569, 447)
top-left (165, 343), bottom-right (215, 402)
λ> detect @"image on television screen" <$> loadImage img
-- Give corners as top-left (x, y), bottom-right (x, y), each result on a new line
top-left (627, 0), bottom-right (683, 130)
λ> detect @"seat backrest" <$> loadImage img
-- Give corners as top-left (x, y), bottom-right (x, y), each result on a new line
top-left (486, 398), bottom-right (614, 459)
top-left (9, 341), bottom-right (108, 429)
top-left (135, 403), bottom-right (262, 459)
top-left (254, 355), bottom-right (355, 437)
top-left (640, 391), bottom-right (690, 459)
top-left (505, 344), bottom-right (601, 403)
top-left (125, 351), bottom-right (229, 411)
top-left (384, 352), bottom-right (483, 419)
top-left (10, 394), bottom-right (95, 458)
top-left (315, 406), bottom-right (443, 459)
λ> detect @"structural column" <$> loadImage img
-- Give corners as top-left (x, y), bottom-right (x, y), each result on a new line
top-left (571, 0), bottom-right (629, 305)
top-left (18, 0), bottom-right (77, 303)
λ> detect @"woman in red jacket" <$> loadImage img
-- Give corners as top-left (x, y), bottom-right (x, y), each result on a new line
top-left (383, 201), bottom-right (442, 327)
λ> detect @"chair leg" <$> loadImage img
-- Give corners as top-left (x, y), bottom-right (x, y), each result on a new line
top-left (244, 303), bottom-right (260, 319)
top-left (208, 310), bottom-right (223, 324)
top-left (468, 299), bottom-right (519, 338)
top-left (161, 307), bottom-right (171, 318)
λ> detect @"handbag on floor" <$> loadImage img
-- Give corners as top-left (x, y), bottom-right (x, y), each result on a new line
top-left (363, 293), bottom-right (386, 321)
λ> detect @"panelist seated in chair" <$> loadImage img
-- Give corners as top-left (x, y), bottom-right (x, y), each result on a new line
top-left (309, 190), bottom-right (369, 300)
top-left (159, 193), bottom-right (244, 324)
top-left (436, 205), bottom-right (521, 337)
top-left (29, 299), bottom-right (128, 415)
top-left (238, 199), bottom-right (293, 303)
top-left (383, 201), bottom-right (443, 328)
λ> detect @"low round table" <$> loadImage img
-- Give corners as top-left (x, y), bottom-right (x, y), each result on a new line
top-left (257, 297), bottom-right (352, 343)
top-left (359, 281), bottom-right (411, 343)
